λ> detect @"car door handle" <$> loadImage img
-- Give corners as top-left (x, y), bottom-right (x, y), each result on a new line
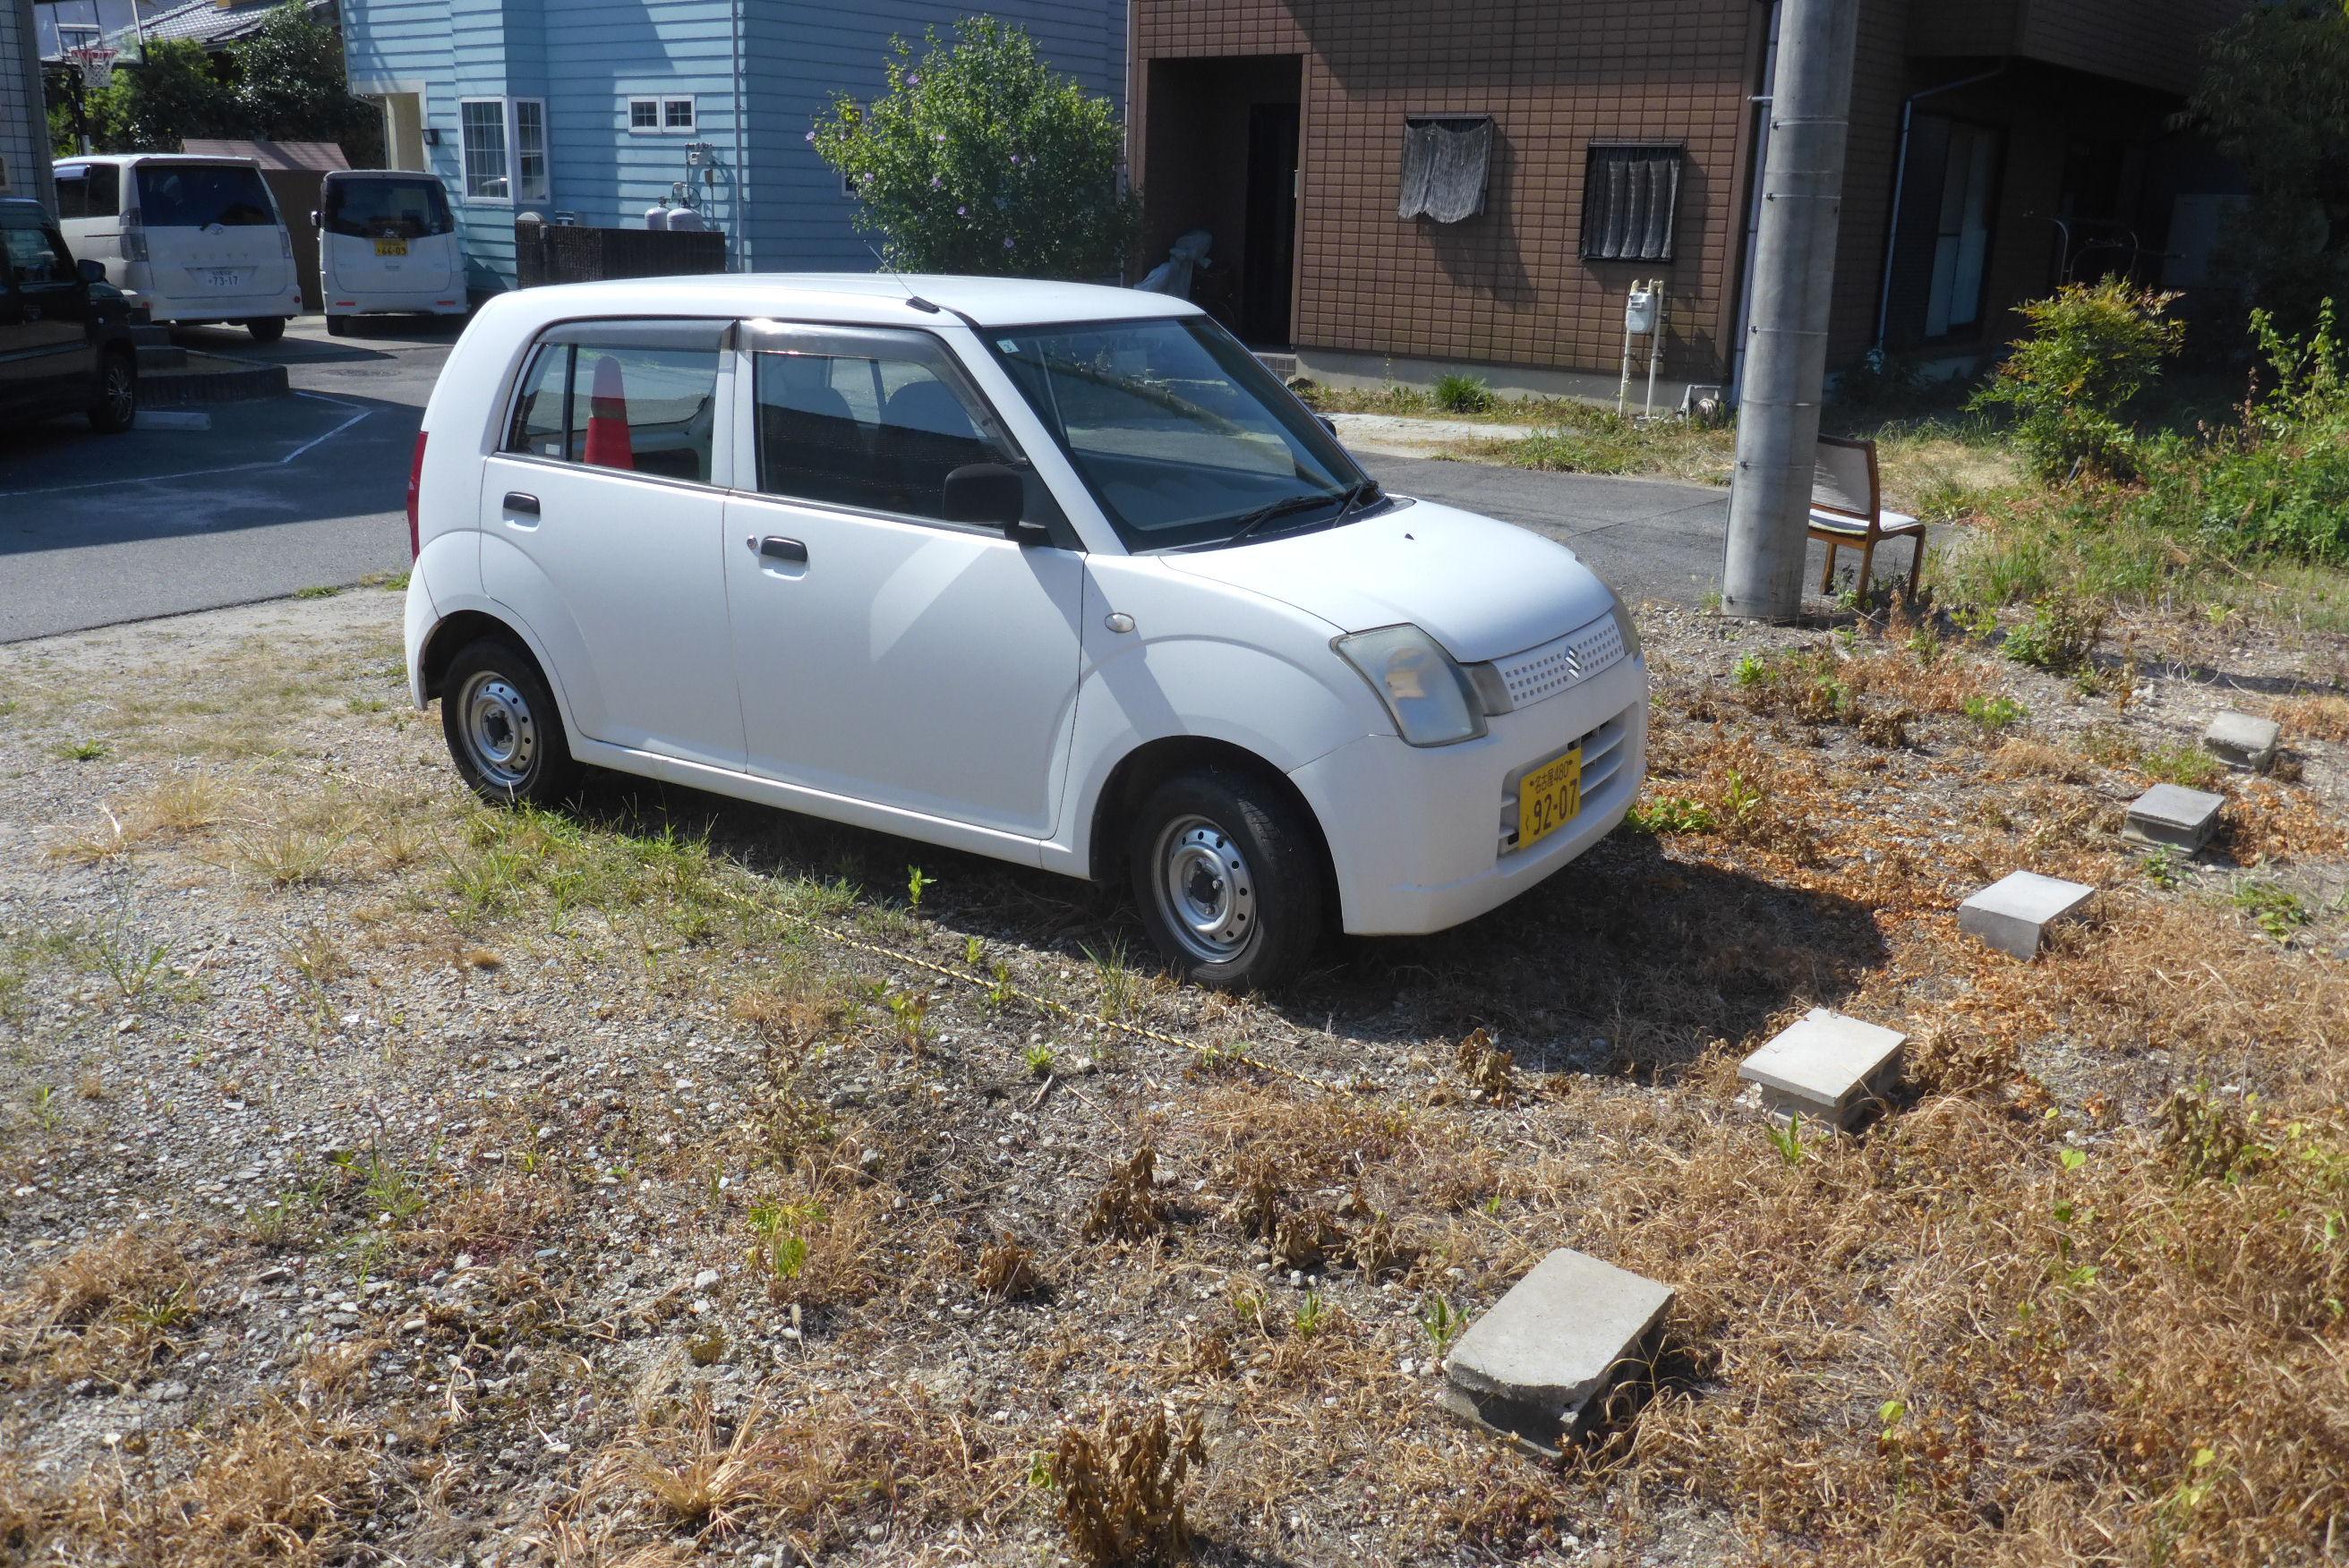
top-left (757, 535), bottom-right (807, 565)
top-left (503, 491), bottom-right (540, 516)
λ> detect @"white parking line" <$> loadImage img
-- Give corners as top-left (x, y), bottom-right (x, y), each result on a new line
top-left (0, 392), bottom-right (373, 499)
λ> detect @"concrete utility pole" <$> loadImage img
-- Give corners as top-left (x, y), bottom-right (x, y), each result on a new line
top-left (1721, 0), bottom-right (1861, 620)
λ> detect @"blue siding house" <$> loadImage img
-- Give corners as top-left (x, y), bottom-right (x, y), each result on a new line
top-left (339, 1), bottom-right (1125, 296)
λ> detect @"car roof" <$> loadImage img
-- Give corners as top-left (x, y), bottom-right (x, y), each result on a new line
top-left (501, 273), bottom-right (1202, 329)
top-left (55, 152), bottom-right (261, 167)
top-left (325, 168), bottom-right (441, 179)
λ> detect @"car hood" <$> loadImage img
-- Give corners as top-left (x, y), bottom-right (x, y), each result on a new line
top-left (1159, 499), bottom-right (1618, 663)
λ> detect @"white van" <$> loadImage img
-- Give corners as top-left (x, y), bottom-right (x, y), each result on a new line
top-left (404, 276), bottom-right (1648, 989)
top-left (314, 170), bottom-right (466, 336)
top-left (51, 154), bottom-right (302, 342)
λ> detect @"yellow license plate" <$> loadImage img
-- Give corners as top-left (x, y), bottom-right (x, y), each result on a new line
top-left (375, 237), bottom-right (408, 256)
top-left (1517, 748), bottom-right (1584, 849)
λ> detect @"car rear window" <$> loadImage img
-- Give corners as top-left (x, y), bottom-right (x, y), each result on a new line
top-left (54, 164), bottom-right (120, 220)
top-left (322, 176), bottom-right (452, 240)
top-left (502, 320), bottom-right (728, 485)
top-left (134, 165), bottom-right (277, 228)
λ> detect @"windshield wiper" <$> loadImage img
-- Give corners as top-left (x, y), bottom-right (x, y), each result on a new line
top-left (1324, 477), bottom-right (1382, 532)
top-left (1220, 488), bottom-right (1352, 548)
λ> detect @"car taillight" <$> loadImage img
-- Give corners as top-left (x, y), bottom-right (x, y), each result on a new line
top-left (406, 430), bottom-right (428, 559)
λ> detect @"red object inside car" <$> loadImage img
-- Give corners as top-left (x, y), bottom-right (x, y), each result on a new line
top-left (582, 354), bottom-right (635, 470)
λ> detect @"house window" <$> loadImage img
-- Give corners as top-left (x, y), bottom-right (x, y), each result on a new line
top-left (459, 99), bottom-right (549, 205)
top-left (514, 98), bottom-right (549, 204)
top-left (1582, 143), bottom-right (1682, 262)
top-left (1397, 115), bottom-right (1491, 223)
top-left (1924, 120), bottom-right (2003, 338)
top-left (628, 96), bottom-right (696, 135)
top-left (460, 99), bottom-right (510, 200)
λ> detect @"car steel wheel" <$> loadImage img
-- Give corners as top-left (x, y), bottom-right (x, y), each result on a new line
top-left (457, 671), bottom-right (537, 790)
top-left (1151, 814), bottom-right (1257, 963)
top-left (101, 361), bottom-right (134, 424)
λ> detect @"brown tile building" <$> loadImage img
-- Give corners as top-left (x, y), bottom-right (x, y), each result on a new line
top-left (1128, 0), bottom-right (2250, 399)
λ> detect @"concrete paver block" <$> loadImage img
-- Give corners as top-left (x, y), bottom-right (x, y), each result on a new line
top-left (1959, 872), bottom-right (2095, 959)
top-left (1439, 1248), bottom-right (1674, 1457)
top-left (2123, 784), bottom-right (2225, 852)
top-left (2204, 712), bottom-right (2280, 773)
top-left (1738, 1008), bottom-right (1906, 1130)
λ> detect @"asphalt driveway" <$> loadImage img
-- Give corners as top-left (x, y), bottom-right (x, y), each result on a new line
top-left (0, 320), bottom-right (1737, 643)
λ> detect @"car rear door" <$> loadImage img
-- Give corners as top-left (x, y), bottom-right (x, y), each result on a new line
top-left (478, 318), bottom-right (746, 770)
top-left (0, 211), bottom-right (91, 405)
top-left (135, 162), bottom-right (292, 303)
top-left (722, 320), bottom-right (1085, 838)
top-left (320, 175), bottom-right (459, 303)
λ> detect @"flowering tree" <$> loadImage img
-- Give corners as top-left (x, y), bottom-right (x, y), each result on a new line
top-left (810, 17), bottom-right (1137, 279)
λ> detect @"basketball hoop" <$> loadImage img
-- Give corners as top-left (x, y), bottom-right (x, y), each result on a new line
top-left (64, 47), bottom-right (119, 92)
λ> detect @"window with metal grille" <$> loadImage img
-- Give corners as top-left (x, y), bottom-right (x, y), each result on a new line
top-left (1581, 142), bottom-right (1682, 261)
top-left (1397, 115), bottom-right (1492, 224)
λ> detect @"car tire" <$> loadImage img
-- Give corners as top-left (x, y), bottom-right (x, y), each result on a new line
top-left (1128, 766), bottom-right (1325, 992)
top-left (324, 314), bottom-right (351, 338)
top-left (247, 317), bottom-right (287, 344)
top-left (440, 636), bottom-right (581, 808)
top-left (87, 350), bottom-right (136, 434)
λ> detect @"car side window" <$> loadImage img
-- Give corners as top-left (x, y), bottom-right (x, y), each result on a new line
top-left (500, 320), bottom-right (726, 485)
top-left (1, 223), bottom-right (70, 288)
top-left (752, 324), bottom-right (1038, 524)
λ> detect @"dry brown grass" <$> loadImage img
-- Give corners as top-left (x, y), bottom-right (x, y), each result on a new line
top-left (0, 1398), bottom-right (379, 1564)
top-left (0, 1228), bottom-right (204, 1390)
top-left (49, 770), bottom-right (234, 862)
top-left (1054, 1404), bottom-right (1206, 1568)
top-left (2265, 690), bottom-right (2349, 742)
top-left (1082, 1143), bottom-right (1168, 1242)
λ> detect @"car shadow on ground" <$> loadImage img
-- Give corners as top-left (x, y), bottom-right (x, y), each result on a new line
top-left (555, 768), bottom-right (1883, 1084)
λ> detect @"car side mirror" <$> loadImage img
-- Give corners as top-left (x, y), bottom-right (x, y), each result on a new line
top-left (1315, 413), bottom-right (1337, 437)
top-left (942, 462), bottom-right (1029, 535)
top-left (76, 258), bottom-right (105, 285)
top-left (309, 210), bottom-right (320, 227)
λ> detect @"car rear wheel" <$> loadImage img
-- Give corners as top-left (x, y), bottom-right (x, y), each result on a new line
top-left (324, 314), bottom-right (351, 337)
top-left (247, 317), bottom-right (287, 344)
top-left (440, 637), bottom-right (581, 807)
top-left (1129, 767), bottom-right (1324, 992)
top-left (87, 351), bottom-right (136, 434)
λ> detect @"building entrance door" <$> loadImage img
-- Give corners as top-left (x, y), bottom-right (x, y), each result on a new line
top-left (1242, 102), bottom-right (1299, 347)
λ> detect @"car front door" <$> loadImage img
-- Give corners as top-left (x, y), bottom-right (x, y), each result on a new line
top-left (0, 213), bottom-right (91, 407)
top-left (722, 321), bottom-right (1085, 838)
top-left (479, 318), bottom-right (746, 770)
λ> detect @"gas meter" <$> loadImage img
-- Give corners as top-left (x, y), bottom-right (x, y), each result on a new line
top-left (1625, 283), bottom-right (1660, 338)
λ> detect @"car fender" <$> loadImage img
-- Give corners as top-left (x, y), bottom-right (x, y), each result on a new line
top-left (1057, 618), bottom-right (1385, 876)
top-left (465, 530), bottom-right (597, 737)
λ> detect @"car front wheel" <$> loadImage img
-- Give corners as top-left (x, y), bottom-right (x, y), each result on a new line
top-left (1128, 767), bottom-right (1324, 992)
top-left (325, 314), bottom-right (351, 337)
top-left (440, 637), bottom-right (580, 807)
top-left (87, 351), bottom-right (136, 434)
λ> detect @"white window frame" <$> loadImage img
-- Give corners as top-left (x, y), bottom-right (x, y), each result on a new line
top-left (457, 97), bottom-right (550, 207)
top-left (512, 97), bottom-right (550, 205)
top-left (628, 95), bottom-right (696, 135)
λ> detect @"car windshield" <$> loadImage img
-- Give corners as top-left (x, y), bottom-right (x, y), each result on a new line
top-left (135, 165), bottom-right (276, 228)
top-left (323, 176), bottom-right (452, 240)
top-left (985, 314), bottom-right (1370, 551)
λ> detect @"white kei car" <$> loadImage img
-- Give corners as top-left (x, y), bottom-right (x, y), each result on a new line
top-left (403, 275), bottom-right (1647, 988)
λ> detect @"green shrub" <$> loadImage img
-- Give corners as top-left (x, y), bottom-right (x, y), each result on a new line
top-left (811, 17), bottom-right (1137, 277)
top-left (2001, 592), bottom-right (2106, 672)
top-left (1971, 281), bottom-right (2185, 481)
top-left (1963, 695), bottom-right (2029, 734)
top-left (1432, 373), bottom-right (1495, 414)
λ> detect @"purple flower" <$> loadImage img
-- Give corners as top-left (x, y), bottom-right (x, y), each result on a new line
top-left (906, 72), bottom-right (920, 86)
top-left (804, 130), bottom-right (815, 142)
top-left (860, 172), bottom-right (873, 183)
top-left (930, 175), bottom-right (942, 188)
top-left (1002, 235), bottom-right (1014, 249)
top-left (956, 205), bottom-right (966, 216)
top-left (934, 132), bottom-right (945, 142)
top-left (1008, 154), bottom-right (1021, 166)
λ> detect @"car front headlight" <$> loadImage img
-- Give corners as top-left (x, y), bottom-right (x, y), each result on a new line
top-left (1607, 589), bottom-right (1644, 663)
top-left (1336, 624), bottom-right (1486, 747)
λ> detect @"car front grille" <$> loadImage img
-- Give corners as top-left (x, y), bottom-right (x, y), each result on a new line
top-left (1490, 612), bottom-right (1626, 712)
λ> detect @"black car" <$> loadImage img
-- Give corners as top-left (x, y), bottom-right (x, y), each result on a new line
top-left (0, 195), bottom-right (137, 434)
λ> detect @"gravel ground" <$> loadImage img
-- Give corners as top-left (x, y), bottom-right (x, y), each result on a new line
top-left (0, 584), bottom-right (2343, 1566)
